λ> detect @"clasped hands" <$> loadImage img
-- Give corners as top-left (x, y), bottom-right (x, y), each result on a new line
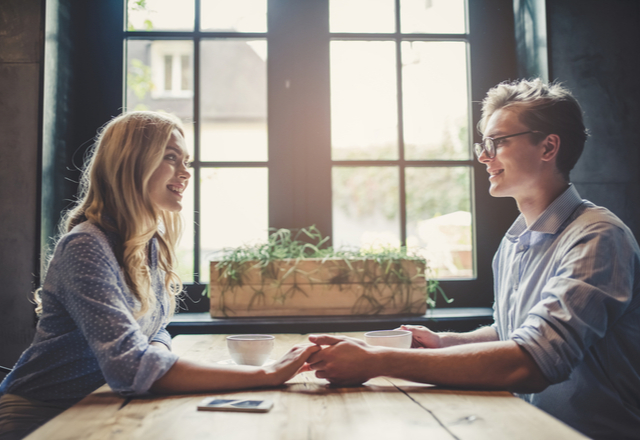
top-left (303, 325), bottom-right (440, 386)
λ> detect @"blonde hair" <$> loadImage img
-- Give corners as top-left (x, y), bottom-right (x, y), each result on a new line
top-left (37, 111), bottom-right (185, 318)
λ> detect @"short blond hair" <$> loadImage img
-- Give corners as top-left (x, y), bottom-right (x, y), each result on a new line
top-left (478, 79), bottom-right (588, 181)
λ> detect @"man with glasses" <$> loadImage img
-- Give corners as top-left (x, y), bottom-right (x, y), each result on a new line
top-left (308, 79), bottom-right (640, 439)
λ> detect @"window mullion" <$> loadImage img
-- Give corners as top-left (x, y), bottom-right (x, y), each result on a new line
top-left (267, 0), bottom-right (332, 241)
top-left (395, 0), bottom-right (407, 247)
top-left (192, 0), bottom-right (202, 283)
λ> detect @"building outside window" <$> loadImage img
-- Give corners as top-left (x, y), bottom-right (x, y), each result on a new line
top-left (149, 41), bottom-right (193, 98)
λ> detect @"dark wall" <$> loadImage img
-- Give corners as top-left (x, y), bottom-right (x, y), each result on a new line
top-left (41, 0), bottom-right (123, 255)
top-left (0, 0), bottom-right (43, 367)
top-left (547, 0), bottom-right (640, 240)
top-left (1, 0), bottom-right (123, 368)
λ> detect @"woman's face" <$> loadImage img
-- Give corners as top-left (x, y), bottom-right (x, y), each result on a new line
top-left (148, 129), bottom-right (191, 212)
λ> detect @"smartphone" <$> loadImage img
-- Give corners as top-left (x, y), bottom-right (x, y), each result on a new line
top-left (197, 398), bottom-right (274, 413)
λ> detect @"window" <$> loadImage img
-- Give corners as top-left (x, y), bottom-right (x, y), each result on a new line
top-left (122, 0), bottom-right (517, 307)
top-left (126, 0), bottom-right (269, 285)
top-left (328, 0), bottom-right (472, 280)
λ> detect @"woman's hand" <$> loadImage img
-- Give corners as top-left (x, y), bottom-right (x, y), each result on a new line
top-left (263, 344), bottom-right (321, 386)
top-left (399, 325), bottom-right (442, 349)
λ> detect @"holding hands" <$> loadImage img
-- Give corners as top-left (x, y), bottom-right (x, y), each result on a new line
top-left (304, 326), bottom-right (445, 385)
top-left (306, 335), bottom-right (383, 386)
top-left (301, 325), bottom-right (446, 386)
top-left (264, 344), bottom-right (321, 386)
top-left (301, 326), bottom-right (505, 388)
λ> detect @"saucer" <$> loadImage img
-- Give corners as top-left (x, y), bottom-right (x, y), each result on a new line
top-left (217, 359), bottom-right (276, 366)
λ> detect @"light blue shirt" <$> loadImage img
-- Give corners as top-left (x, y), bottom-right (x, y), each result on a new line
top-left (0, 221), bottom-right (179, 407)
top-left (492, 184), bottom-right (640, 439)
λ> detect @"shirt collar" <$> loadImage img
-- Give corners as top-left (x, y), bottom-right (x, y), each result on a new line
top-left (506, 184), bottom-right (584, 240)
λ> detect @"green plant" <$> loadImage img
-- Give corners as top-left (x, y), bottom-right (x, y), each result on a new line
top-left (209, 226), bottom-right (451, 316)
top-left (127, 59), bottom-right (153, 110)
top-left (127, 0), bottom-right (154, 31)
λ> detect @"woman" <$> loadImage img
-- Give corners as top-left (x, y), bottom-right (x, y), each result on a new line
top-left (0, 112), bottom-right (318, 439)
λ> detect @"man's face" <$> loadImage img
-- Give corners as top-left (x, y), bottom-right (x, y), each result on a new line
top-left (479, 107), bottom-right (546, 202)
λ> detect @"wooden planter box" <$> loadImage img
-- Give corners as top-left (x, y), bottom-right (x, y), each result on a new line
top-left (209, 259), bottom-right (428, 317)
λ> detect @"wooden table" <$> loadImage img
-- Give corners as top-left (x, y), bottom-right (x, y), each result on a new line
top-left (26, 333), bottom-right (588, 440)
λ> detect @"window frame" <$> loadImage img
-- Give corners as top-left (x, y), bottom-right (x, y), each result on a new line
top-left (44, 0), bottom-right (521, 313)
top-left (327, 13), bottom-right (473, 278)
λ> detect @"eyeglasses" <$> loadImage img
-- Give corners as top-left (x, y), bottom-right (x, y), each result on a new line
top-left (473, 131), bottom-right (543, 160)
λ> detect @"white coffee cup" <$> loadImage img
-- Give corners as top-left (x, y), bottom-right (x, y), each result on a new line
top-left (226, 334), bottom-right (275, 366)
top-left (364, 330), bottom-right (412, 349)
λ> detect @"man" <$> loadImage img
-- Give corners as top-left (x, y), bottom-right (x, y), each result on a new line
top-left (307, 79), bottom-right (640, 439)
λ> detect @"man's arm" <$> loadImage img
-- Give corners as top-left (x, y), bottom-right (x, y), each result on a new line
top-left (307, 335), bottom-right (550, 394)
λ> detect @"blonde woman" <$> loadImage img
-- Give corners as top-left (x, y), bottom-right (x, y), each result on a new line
top-left (0, 112), bottom-right (318, 440)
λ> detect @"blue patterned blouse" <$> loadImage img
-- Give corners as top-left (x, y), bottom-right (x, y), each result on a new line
top-left (0, 221), bottom-right (179, 407)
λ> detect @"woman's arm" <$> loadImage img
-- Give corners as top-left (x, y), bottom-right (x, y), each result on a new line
top-left (150, 344), bottom-right (319, 394)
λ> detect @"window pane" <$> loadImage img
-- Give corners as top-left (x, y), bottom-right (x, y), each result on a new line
top-left (176, 178), bottom-right (195, 284)
top-left (201, 0), bottom-right (267, 32)
top-left (406, 167), bottom-right (473, 279)
top-left (332, 167), bottom-right (399, 249)
top-left (181, 55), bottom-right (190, 90)
top-left (163, 55), bottom-right (172, 91)
top-left (331, 41), bottom-right (397, 160)
top-left (330, 0), bottom-right (395, 33)
top-left (199, 168), bottom-right (268, 282)
top-left (127, 0), bottom-right (194, 31)
top-left (126, 40), bottom-right (195, 159)
top-left (200, 39), bottom-right (268, 162)
top-left (400, 0), bottom-right (466, 34)
top-left (402, 41), bottom-right (469, 160)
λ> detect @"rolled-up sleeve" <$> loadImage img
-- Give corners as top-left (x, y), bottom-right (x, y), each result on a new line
top-left (129, 344), bottom-right (178, 395)
top-left (150, 327), bottom-right (173, 350)
top-left (511, 222), bottom-right (636, 383)
top-left (54, 233), bottom-right (179, 395)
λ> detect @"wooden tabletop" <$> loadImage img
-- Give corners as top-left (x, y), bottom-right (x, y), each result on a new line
top-left (26, 333), bottom-right (588, 440)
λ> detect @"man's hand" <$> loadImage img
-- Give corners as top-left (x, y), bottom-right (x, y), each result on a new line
top-left (307, 335), bottom-right (380, 386)
top-left (399, 325), bottom-right (442, 348)
top-left (400, 325), bottom-right (499, 348)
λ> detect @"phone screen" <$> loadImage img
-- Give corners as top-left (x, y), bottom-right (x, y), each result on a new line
top-left (197, 398), bottom-right (274, 413)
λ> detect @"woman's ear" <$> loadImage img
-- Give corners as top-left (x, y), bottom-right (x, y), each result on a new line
top-left (541, 134), bottom-right (561, 162)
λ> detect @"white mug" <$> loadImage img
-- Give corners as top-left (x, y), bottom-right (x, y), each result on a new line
top-left (364, 330), bottom-right (412, 349)
top-left (226, 334), bottom-right (275, 366)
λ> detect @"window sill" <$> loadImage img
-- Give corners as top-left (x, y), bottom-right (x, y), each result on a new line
top-left (167, 307), bottom-right (493, 337)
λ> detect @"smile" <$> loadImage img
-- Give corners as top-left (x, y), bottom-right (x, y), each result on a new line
top-left (167, 184), bottom-right (184, 196)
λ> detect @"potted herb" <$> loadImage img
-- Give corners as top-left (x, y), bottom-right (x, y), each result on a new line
top-left (208, 226), bottom-right (448, 317)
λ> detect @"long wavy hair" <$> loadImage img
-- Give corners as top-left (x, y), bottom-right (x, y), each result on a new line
top-left (37, 111), bottom-right (185, 318)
